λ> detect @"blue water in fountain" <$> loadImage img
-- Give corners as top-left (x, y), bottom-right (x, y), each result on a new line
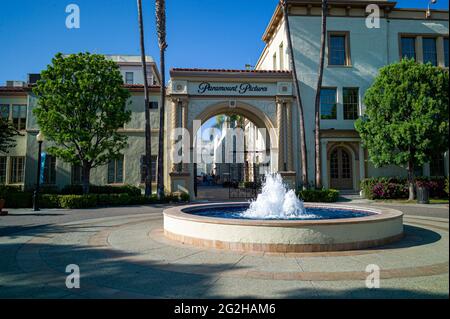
top-left (189, 174), bottom-right (375, 221)
top-left (190, 205), bottom-right (375, 221)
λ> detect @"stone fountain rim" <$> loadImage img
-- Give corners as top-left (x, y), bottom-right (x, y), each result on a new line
top-left (163, 202), bottom-right (404, 228)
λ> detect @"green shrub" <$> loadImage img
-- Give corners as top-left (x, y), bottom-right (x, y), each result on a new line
top-left (60, 184), bottom-right (141, 196)
top-left (0, 185), bottom-right (23, 198)
top-left (361, 176), bottom-right (447, 200)
top-left (59, 195), bottom-right (97, 209)
top-left (163, 193), bottom-right (180, 203)
top-left (298, 189), bottom-right (339, 203)
top-left (3, 192), bottom-right (33, 208)
top-left (179, 192), bottom-right (190, 202)
top-left (40, 194), bottom-right (60, 208)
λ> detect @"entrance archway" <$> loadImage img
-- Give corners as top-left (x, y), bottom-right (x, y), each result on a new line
top-left (167, 68), bottom-right (295, 199)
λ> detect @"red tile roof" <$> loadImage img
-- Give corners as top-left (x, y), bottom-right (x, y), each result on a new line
top-left (171, 68), bottom-right (292, 74)
top-left (0, 86), bottom-right (28, 92)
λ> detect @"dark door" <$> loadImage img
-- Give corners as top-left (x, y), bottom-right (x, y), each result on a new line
top-left (330, 148), bottom-right (353, 190)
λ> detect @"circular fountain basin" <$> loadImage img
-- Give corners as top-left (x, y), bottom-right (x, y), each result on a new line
top-left (163, 203), bottom-right (404, 253)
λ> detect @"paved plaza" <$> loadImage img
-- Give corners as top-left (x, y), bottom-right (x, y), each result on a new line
top-left (0, 201), bottom-right (448, 299)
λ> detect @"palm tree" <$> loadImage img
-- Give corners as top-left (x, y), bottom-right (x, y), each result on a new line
top-left (280, 0), bottom-right (308, 189)
top-left (156, 0), bottom-right (168, 199)
top-left (314, 0), bottom-right (328, 189)
top-left (137, 0), bottom-right (152, 197)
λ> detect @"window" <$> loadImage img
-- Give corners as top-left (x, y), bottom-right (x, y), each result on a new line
top-left (320, 88), bottom-right (337, 120)
top-left (328, 33), bottom-right (350, 66)
top-left (343, 88), bottom-right (359, 120)
top-left (108, 155), bottom-right (124, 184)
top-left (140, 155), bottom-right (157, 184)
top-left (400, 37), bottom-right (416, 60)
top-left (149, 102), bottom-right (159, 109)
top-left (0, 105), bottom-right (9, 120)
top-left (125, 72), bottom-right (134, 85)
top-left (71, 165), bottom-right (83, 185)
top-left (279, 43), bottom-right (284, 70)
top-left (273, 52), bottom-right (277, 70)
top-left (423, 38), bottom-right (437, 66)
top-left (43, 155), bottom-right (56, 185)
top-left (444, 38), bottom-right (449, 68)
top-left (0, 157), bottom-right (6, 184)
top-left (10, 156), bottom-right (24, 184)
top-left (12, 105), bottom-right (26, 130)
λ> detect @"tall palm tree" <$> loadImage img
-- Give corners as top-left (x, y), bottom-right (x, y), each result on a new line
top-left (137, 0), bottom-right (152, 197)
top-left (314, 0), bottom-right (328, 189)
top-left (156, 0), bottom-right (168, 199)
top-left (280, 0), bottom-right (308, 189)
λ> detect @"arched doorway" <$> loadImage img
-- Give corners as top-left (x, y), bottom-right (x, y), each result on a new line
top-left (192, 104), bottom-right (276, 200)
top-left (329, 147), bottom-right (353, 190)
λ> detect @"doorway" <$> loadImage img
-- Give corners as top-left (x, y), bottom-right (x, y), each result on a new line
top-left (329, 147), bottom-right (353, 190)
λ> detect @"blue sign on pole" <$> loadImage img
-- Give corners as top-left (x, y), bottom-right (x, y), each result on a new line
top-left (40, 152), bottom-right (46, 184)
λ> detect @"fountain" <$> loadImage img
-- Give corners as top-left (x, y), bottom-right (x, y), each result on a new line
top-left (244, 174), bottom-right (306, 219)
top-left (163, 174), bottom-right (404, 253)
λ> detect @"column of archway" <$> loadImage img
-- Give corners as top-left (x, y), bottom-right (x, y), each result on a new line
top-left (170, 98), bottom-right (180, 173)
top-left (182, 99), bottom-right (189, 173)
top-left (276, 99), bottom-right (285, 172)
top-left (170, 98), bottom-right (189, 173)
top-left (286, 101), bottom-right (294, 171)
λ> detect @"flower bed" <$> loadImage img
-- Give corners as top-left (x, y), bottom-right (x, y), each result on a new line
top-left (361, 177), bottom-right (447, 200)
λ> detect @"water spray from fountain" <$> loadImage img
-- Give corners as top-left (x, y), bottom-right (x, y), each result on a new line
top-left (244, 173), bottom-right (306, 219)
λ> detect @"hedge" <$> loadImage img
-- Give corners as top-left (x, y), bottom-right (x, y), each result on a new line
top-left (3, 192), bottom-right (190, 209)
top-left (60, 184), bottom-right (141, 196)
top-left (361, 177), bottom-right (447, 200)
top-left (297, 189), bottom-right (340, 203)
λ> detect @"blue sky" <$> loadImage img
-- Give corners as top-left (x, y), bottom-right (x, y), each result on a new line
top-left (0, 0), bottom-right (448, 85)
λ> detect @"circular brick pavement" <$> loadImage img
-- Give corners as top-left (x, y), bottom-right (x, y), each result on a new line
top-left (1, 212), bottom-right (448, 298)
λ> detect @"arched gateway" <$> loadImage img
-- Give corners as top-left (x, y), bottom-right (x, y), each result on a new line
top-left (166, 69), bottom-right (297, 199)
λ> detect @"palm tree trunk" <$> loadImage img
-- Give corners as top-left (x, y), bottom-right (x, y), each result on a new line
top-left (156, 0), bottom-right (168, 199)
top-left (281, 0), bottom-right (308, 189)
top-left (137, 0), bottom-right (152, 197)
top-left (314, 0), bottom-right (327, 189)
top-left (408, 159), bottom-right (415, 201)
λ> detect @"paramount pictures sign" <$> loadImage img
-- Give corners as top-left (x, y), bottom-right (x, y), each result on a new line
top-left (190, 82), bottom-right (278, 96)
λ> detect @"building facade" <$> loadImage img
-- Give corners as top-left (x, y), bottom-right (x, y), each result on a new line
top-left (254, 0), bottom-right (449, 192)
top-left (0, 55), bottom-right (162, 191)
top-left (1, 1), bottom-right (449, 198)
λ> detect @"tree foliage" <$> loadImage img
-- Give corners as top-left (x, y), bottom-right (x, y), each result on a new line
top-left (355, 59), bottom-right (449, 199)
top-left (33, 53), bottom-right (131, 193)
top-left (0, 119), bottom-right (20, 154)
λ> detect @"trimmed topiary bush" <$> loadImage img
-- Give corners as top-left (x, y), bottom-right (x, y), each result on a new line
top-left (297, 189), bottom-right (339, 203)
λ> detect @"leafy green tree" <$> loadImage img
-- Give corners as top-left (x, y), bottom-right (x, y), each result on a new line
top-left (33, 53), bottom-right (131, 194)
top-left (356, 59), bottom-right (449, 200)
top-left (0, 119), bottom-right (20, 154)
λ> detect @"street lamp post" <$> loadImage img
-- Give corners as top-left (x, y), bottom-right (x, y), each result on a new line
top-left (33, 132), bottom-right (45, 212)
